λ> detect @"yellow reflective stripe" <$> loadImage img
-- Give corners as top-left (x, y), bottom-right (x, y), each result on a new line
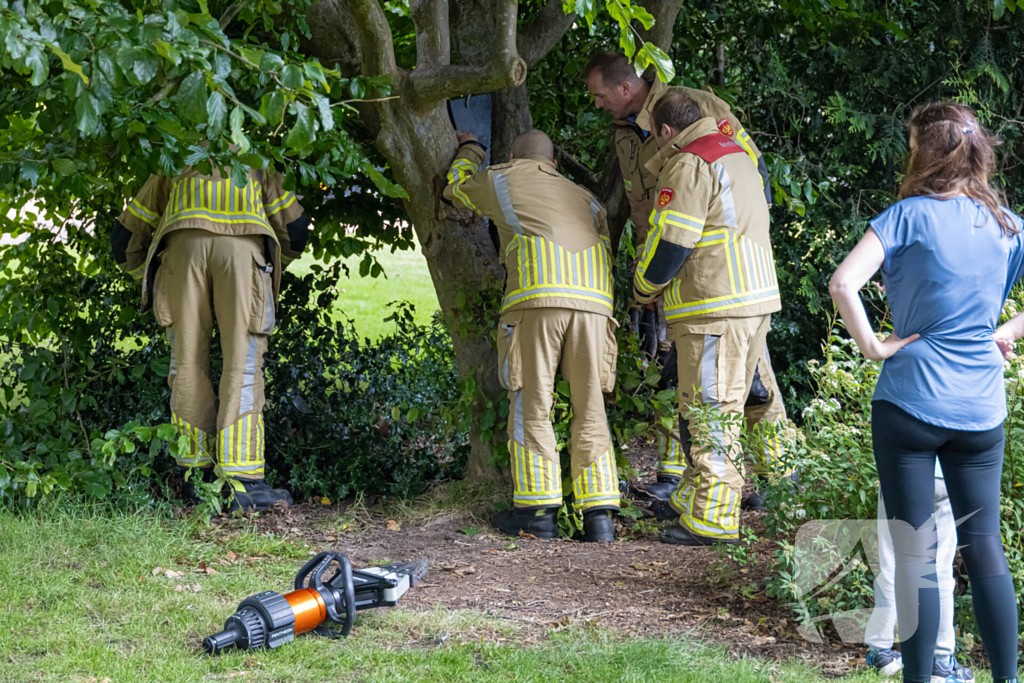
top-left (127, 200), bottom-right (160, 226)
top-left (447, 160), bottom-right (480, 212)
top-left (665, 285), bottom-right (780, 319)
top-left (266, 192), bottom-right (297, 216)
top-left (735, 128), bottom-right (759, 171)
top-left (733, 235), bottom-right (745, 293)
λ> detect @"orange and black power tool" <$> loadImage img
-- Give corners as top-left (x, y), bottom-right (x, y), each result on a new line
top-left (203, 551), bottom-right (427, 654)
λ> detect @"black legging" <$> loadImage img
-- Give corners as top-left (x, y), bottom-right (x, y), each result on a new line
top-left (873, 400), bottom-right (1020, 683)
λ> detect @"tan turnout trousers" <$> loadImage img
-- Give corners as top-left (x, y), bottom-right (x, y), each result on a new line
top-left (667, 314), bottom-right (786, 540)
top-left (498, 308), bottom-right (619, 512)
top-left (152, 230), bottom-right (276, 480)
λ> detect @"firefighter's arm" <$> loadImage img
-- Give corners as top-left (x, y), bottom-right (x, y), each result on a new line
top-left (633, 159), bottom-right (708, 304)
top-left (114, 174), bottom-right (170, 281)
top-left (262, 171), bottom-right (310, 268)
top-left (442, 137), bottom-right (497, 216)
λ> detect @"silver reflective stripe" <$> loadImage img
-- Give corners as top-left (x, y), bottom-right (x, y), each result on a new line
top-left (168, 327), bottom-right (177, 380)
top-left (590, 198), bottom-right (601, 228)
top-left (714, 164), bottom-right (738, 228)
top-left (702, 333), bottom-right (726, 478)
top-left (492, 173), bottom-right (523, 235)
top-left (514, 389), bottom-right (524, 444)
top-left (220, 463), bottom-right (263, 472)
top-left (500, 322), bottom-right (514, 388)
top-left (262, 268), bottom-right (275, 334)
top-left (669, 288), bottom-right (780, 315)
top-left (701, 334), bottom-right (719, 405)
top-left (239, 336), bottom-right (258, 416)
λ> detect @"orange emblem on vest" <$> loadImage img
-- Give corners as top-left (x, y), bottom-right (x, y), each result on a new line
top-left (717, 118), bottom-right (734, 137)
top-left (658, 188), bottom-right (674, 207)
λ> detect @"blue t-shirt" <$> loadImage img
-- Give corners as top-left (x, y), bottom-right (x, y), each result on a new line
top-left (870, 196), bottom-right (1024, 431)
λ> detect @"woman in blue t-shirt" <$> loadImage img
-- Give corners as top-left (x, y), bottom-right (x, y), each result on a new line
top-left (830, 101), bottom-right (1021, 683)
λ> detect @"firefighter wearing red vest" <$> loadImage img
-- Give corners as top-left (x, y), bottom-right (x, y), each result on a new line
top-left (632, 91), bottom-right (786, 546)
top-left (585, 51), bottom-right (785, 510)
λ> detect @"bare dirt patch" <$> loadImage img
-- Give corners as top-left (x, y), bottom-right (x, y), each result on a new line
top-left (237, 445), bottom-right (868, 677)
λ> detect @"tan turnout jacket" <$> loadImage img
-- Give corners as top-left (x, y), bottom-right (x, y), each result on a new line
top-left (614, 81), bottom-right (770, 243)
top-left (443, 143), bottom-right (614, 318)
top-left (116, 167), bottom-right (306, 309)
top-left (633, 118), bottom-right (780, 322)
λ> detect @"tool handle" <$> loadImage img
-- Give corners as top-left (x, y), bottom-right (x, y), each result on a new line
top-left (293, 552), bottom-right (356, 636)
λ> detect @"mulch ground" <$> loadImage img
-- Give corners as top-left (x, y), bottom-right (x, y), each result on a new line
top-left (234, 445), bottom-right (869, 677)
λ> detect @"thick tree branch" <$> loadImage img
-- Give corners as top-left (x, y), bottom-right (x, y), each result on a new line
top-left (555, 145), bottom-right (599, 193)
top-left (410, 0), bottom-right (450, 68)
top-left (409, 0), bottom-right (525, 107)
top-left (347, 0), bottom-right (399, 78)
top-left (518, 0), bottom-right (576, 69)
top-left (637, 0), bottom-right (685, 52)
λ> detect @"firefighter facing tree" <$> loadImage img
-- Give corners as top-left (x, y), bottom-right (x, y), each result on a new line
top-left (443, 129), bottom-right (620, 542)
top-left (112, 163), bottom-right (310, 511)
top-left (633, 91), bottom-right (786, 546)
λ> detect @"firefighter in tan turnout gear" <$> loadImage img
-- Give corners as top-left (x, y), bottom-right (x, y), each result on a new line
top-left (632, 91), bottom-right (787, 546)
top-left (112, 164), bottom-right (310, 511)
top-left (443, 130), bottom-right (620, 542)
top-left (585, 51), bottom-right (784, 510)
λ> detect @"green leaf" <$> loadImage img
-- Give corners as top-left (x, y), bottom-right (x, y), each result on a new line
top-left (207, 91), bottom-right (227, 136)
top-left (155, 40), bottom-right (181, 66)
top-left (285, 102), bottom-right (315, 149)
top-left (994, 0), bottom-right (1006, 19)
top-left (24, 46), bottom-right (48, 86)
top-left (75, 94), bottom-right (101, 136)
top-left (230, 161), bottom-right (249, 190)
top-left (176, 72), bottom-right (208, 122)
top-left (133, 55), bottom-right (158, 85)
top-left (281, 64), bottom-right (304, 89)
top-left (51, 159), bottom-right (76, 176)
top-left (259, 53), bottom-right (284, 72)
top-left (628, 4), bottom-right (655, 29)
top-left (304, 62), bottom-right (328, 88)
top-left (312, 92), bottom-right (334, 131)
top-left (458, 527), bottom-right (480, 536)
top-left (635, 42), bottom-right (675, 83)
top-left (407, 406), bottom-right (420, 422)
top-left (46, 43), bottom-right (87, 84)
top-left (391, 406), bottom-right (401, 421)
top-left (230, 106), bottom-right (250, 154)
top-left (260, 91), bottom-right (286, 125)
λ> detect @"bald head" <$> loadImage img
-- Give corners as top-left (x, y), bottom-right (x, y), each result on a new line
top-left (511, 130), bottom-right (555, 162)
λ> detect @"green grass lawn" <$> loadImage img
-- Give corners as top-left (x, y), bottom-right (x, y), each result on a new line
top-left (289, 243), bottom-right (440, 341)
top-left (0, 509), bottom-right (981, 683)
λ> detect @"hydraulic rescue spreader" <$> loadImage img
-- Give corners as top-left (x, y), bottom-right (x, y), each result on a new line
top-left (203, 551), bottom-right (427, 654)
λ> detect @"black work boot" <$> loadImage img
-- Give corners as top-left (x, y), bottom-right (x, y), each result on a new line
top-left (227, 478), bottom-right (294, 512)
top-left (661, 522), bottom-right (736, 547)
top-left (643, 475), bottom-right (680, 501)
top-left (741, 488), bottom-right (767, 512)
top-left (650, 499), bottom-right (679, 522)
top-left (493, 507), bottom-right (558, 539)
top-left (180, 467), bottom-right (214, 506)
top-left (582, 509), bottom-right (615, 543)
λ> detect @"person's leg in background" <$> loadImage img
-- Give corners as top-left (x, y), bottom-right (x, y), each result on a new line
top-left (741, 336), bottom-right (790, 511)
top-left (863, 475), bottom-right (973, 681)
top-left (863, 491), bottom-right (903, 676)
top-left (939, 425), bottom-right (1020, 683)
top-left (872, 400), bottom-right (943, 683)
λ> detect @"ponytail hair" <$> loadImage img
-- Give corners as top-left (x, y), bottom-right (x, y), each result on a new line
top-left (900, 101), bottom-right (1018, 235)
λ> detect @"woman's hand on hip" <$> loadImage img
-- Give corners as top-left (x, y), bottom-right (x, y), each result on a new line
top-left (864, 332), bottom-right (920, 361)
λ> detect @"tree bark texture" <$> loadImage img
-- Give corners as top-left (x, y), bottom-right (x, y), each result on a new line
top-left (305, 0), bottom-right (679, 479)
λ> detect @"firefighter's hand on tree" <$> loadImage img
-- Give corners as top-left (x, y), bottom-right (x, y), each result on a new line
top-left (455, 130), bottom-right (478, 145)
